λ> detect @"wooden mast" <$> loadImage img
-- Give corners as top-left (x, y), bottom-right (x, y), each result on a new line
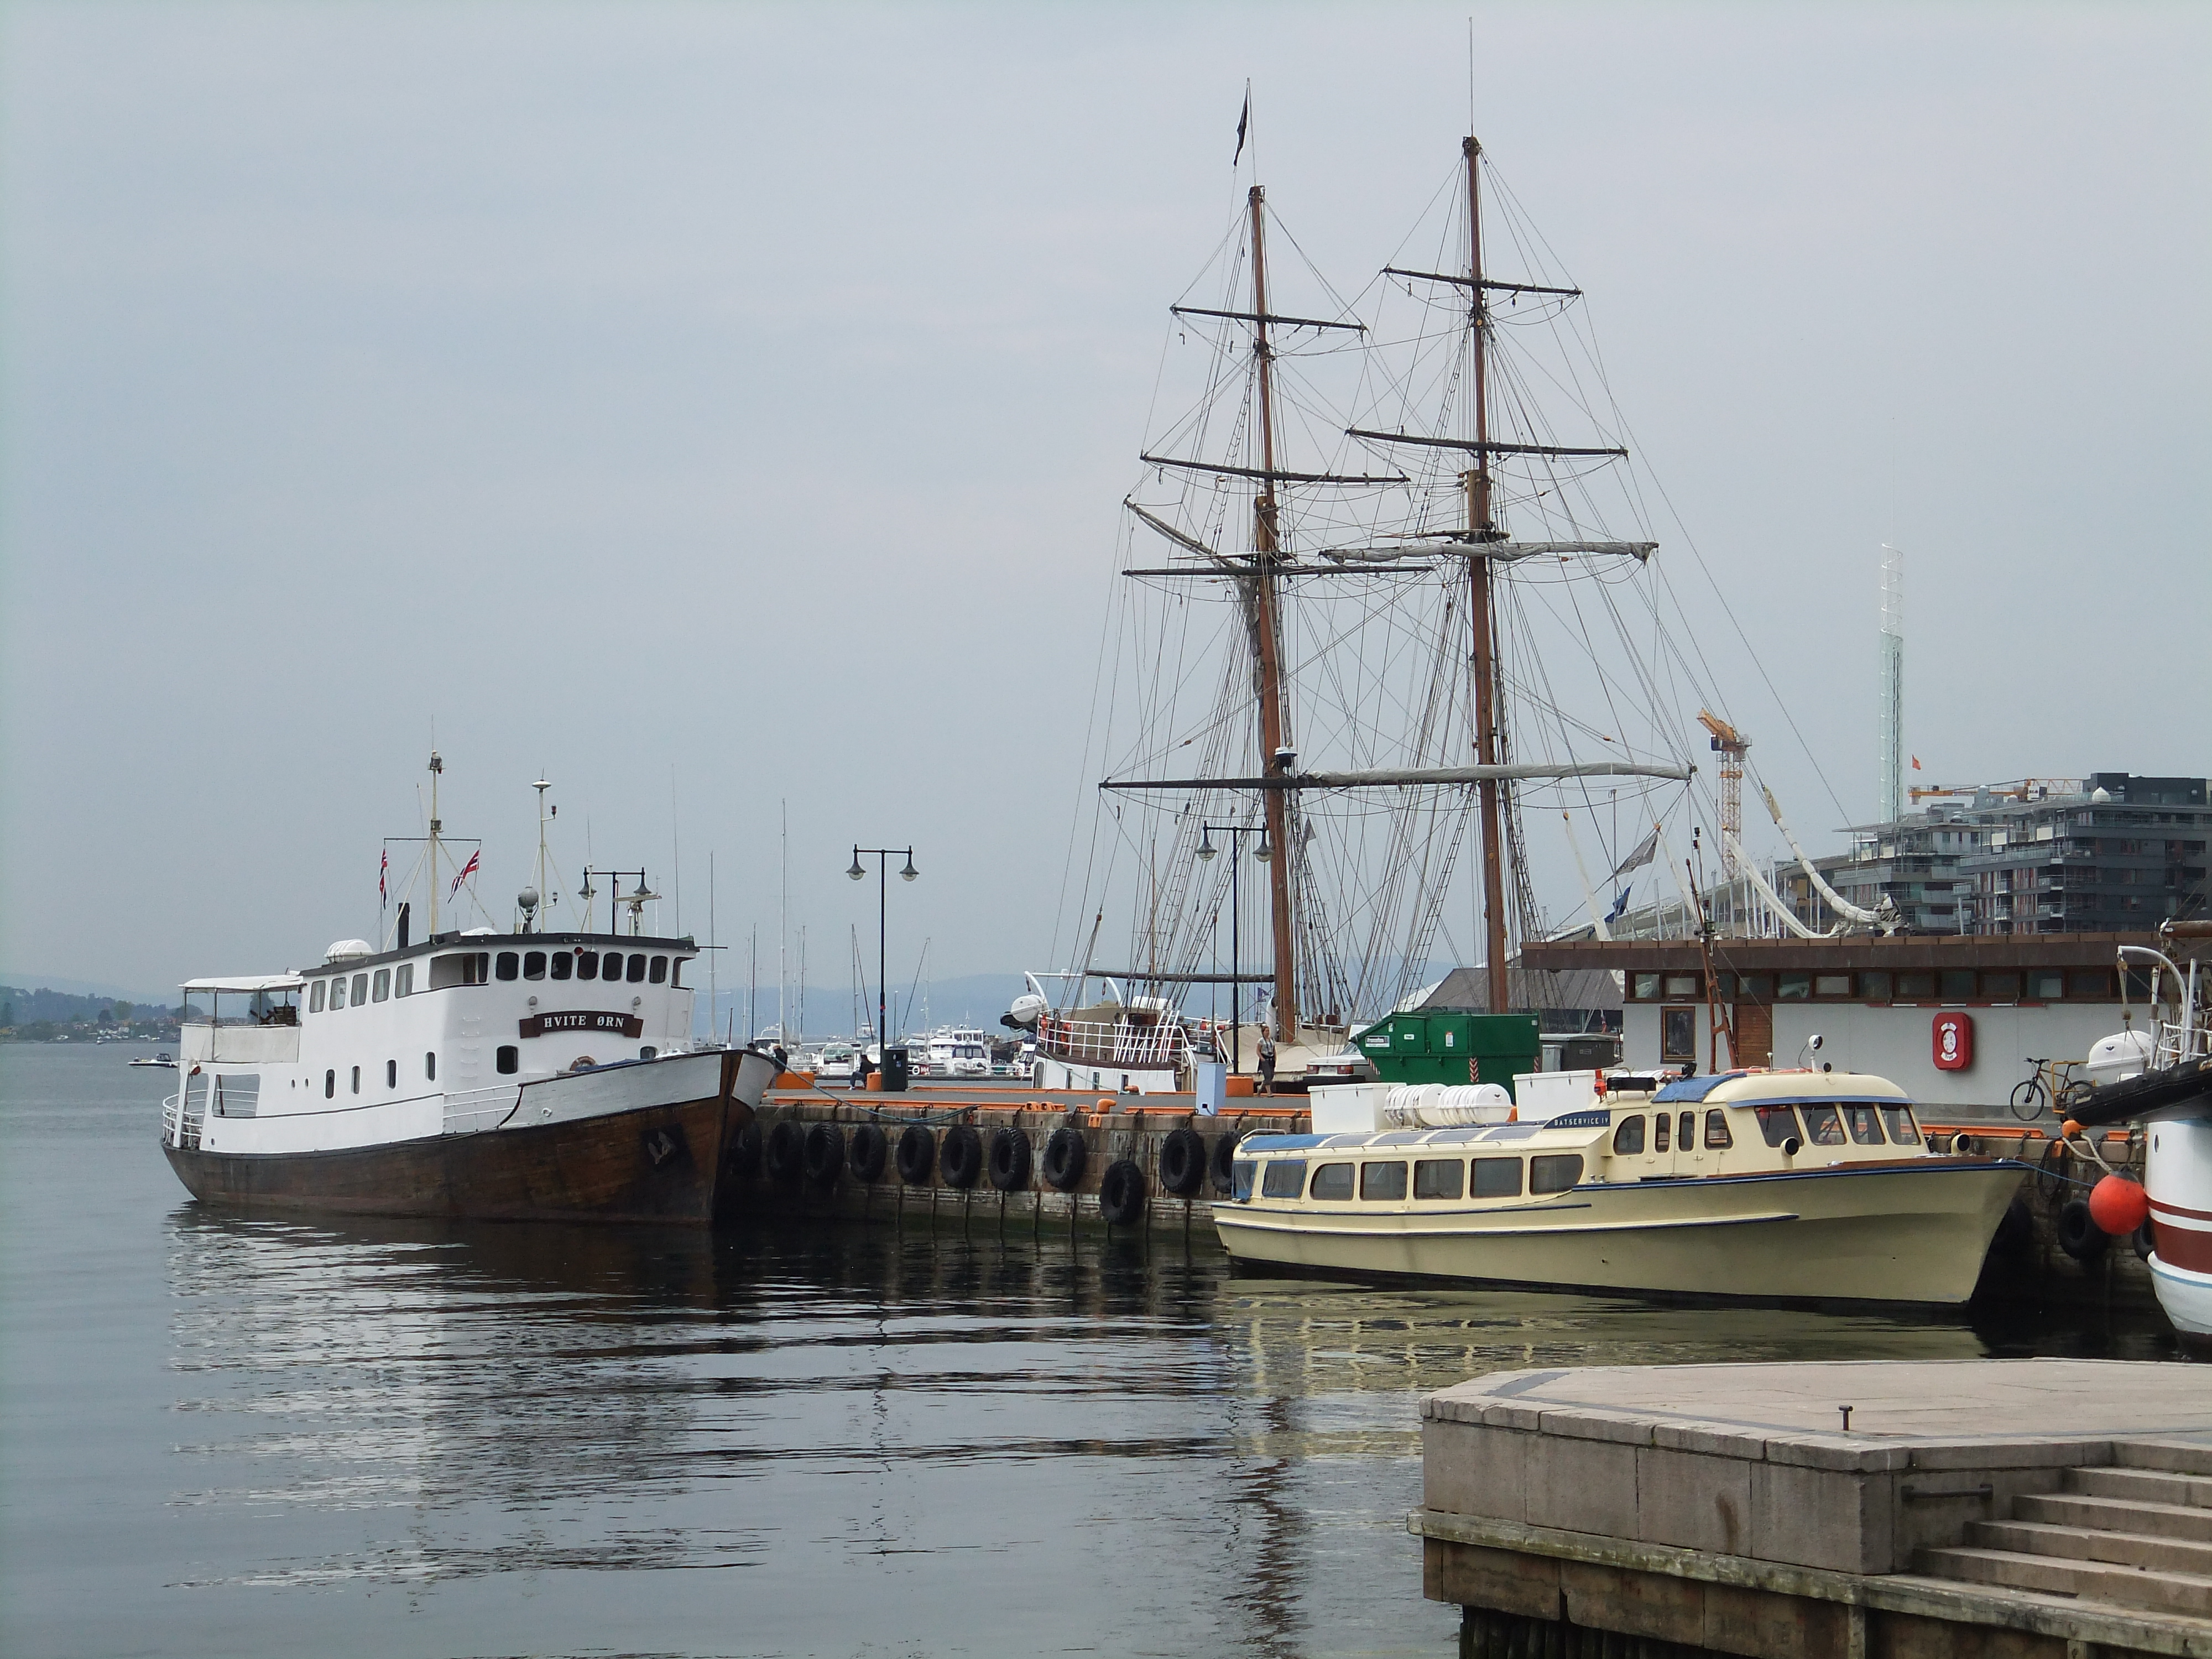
top-left (1246, 184), bottom-right (1300, 1044)
top-left (1464, 136), bottom-right (1512, 1016)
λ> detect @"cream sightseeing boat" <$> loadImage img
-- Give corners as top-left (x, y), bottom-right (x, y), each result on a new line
top-left (159, 757), bottom-right (777, 1225)
top-left (1217, 1069), bottom-right (2028, 1304)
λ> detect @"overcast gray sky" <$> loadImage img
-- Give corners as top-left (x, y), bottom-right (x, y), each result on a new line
top-left (3, 1), bottom-right (2206, 1000)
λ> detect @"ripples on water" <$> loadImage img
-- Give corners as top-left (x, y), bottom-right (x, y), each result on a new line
top-left (0, 1048), bottom-right (2180, 1658)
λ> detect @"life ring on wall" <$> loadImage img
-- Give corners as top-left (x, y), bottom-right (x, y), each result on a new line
top-left (1098, 1158), bottom-right (1146, 1226)
top-left (1041, 1126), bottom-right (1088, 1192)
top-left (849, 1123), bottom-right (888, 1183)
top-left (764, 1119), bottom-right (804, 1183)
top-left (1159, 1128), bottom-right (1207, 1197)
top-left (940, 1124), bottom-right (983, 1190)
top-left (988, 1127), bottom-right (1032, 1192)
top-left (803, 1122), bottom-right (845, 1187)
top-left (896, 1123), bottom-right (936, 1186)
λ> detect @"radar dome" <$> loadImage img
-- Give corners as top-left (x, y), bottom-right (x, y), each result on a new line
top-left (325, 940), bottom-right (374, 962)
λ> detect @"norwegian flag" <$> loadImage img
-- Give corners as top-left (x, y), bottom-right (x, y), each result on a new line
top-left (379, 848), bottom-right (389, 904)
top-left (448, 849), bottom-right (481, 899)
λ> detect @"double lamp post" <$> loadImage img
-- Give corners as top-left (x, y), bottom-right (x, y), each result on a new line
top-left (847, 844), bottom-right (917, 1083)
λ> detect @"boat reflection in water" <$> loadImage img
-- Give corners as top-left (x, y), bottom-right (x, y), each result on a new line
top-left (161, 1211), bottom-right (2166, 1652)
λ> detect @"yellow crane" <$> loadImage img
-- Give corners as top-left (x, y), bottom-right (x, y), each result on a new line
top-left (1697, 711), bottom-right (1750, 877)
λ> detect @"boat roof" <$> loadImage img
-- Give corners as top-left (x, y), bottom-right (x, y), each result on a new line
top-left (1242, 1113), bottom-right (1614, 1155)
top-left (179, 974), bottom-right (305, 994)
top-left (1652, 1069), bottom-right (1911, 1105)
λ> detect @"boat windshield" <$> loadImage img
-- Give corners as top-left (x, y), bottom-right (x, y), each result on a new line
top-left (1881, 1106), bottom-right (1921, 1145)
top-left (1231, 1159), bottom-right (1256, 1201)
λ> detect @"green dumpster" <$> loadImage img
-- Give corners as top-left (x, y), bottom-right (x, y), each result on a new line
top-left (1354, 1011), bottom-right (1540, 1098)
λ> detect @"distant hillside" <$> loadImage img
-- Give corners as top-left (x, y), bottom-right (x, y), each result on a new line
top-left (1, 983), bottom-right (180, 1039)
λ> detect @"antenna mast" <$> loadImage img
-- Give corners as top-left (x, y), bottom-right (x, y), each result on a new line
top-left (427, 750), bottom-right (444, 937)
top-left (1463, 137), bottom-right (1512, 1015)
top-left (1246, 183), bottom-right (1301, 1044)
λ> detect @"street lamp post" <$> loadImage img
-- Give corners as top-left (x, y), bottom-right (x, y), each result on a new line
top-left (1196, 821), bottom-right (1271, 1075)
top-left (847, 844), bottom-right (917, 1087)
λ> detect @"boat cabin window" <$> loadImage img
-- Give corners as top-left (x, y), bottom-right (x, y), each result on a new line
top-left (1704, 1109), bottom-right (1732, 1149)
top-left (524, 952), bottom-right (546, 981)
top-left (395, 964), bottom-right (414, 997)
top-left (1260, 1160), bottom-right (1307, 1199)
top-left (330, 977), bottom-right (347, 1011)
top-left (1530, 1155), bottom-right (1583, 1194)
top-left (310, 980), bottom-right (326, 1013)
top-left (324, 1068), bottom-right (335, 1097)
top-left (496, 952), bottom-right (519, 982)
top-left (352, 973), bottom-right (368, 1006)
top-left (1653, 1113), bottom-right (1671, 1152)
top-left (372, 969), bottom-right (390, 1003)
top-left (1754, 1106), bottom-right (1801, 1147)
top-left (385, 1060), bottom-right (396, 1088)
top-left (1472, 1157), bottom-right (1523, 1199)
top-left (495, 1045), bottom-right (519, 1075)
top-left (1611, 1115), bottom-right (1646, 1155)
top-left (429, 952), bottom-right (489, 989)
top-left (1231, 1160), bottom-right (1256, 1202)
top-left (1414, 1159), bottom-right (1464, 1199)
top-left (213, 1074), bottom-right (258, 1118)
top-left (577, 951), bottom-right (598, 980)
top-left (550, 953), bottom-right (572, 981)
top-left (1843, 1105), bottom-right (1885, 1145)
top-left (1310, 1163), bottom-right (1354, 1201)
top-left (1360, 1161), bottom-right (1408, 1201)
top-left (649, 956), bottom-right (668, 985)
top-left (425, 1051), bottom-right (436, 1081)
top-left (670, 958), bottom-right (685, 988)
top-left (1881, 1106), bottom-right (1921, 1145)
top-left (1801, 1104), bottom-right (1848, 1146)
top-left (627, 953), bottom-right (648, 984)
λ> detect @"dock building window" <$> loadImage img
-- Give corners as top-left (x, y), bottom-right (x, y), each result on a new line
top-left (373, 969), bottom-right (390, 1003)
top-left (524, 952), bottom-right (546, 980)
top-left (1982, 972), bottom-right (2020, 1002)
top-left (1632, 973), bottom-right (1658, 1000)
top-left (395, 964), bottom-right (414, 997)
top-left (1661, 1008), bottom-right (1695, 1063)
top-left (1859, 971), bottom-right (1892, 1002)
top-left (1704, 1110), bottom-right (1733, 1149)
top-left (1802, 1105), bottom-right (1847, 1146)
top-left (550, 953), bottom-right (572, 981)
top-left (1814, 974), bottom-right (1851, 998)
top-left (1360, 1161), bottom-right (1408, 1201)
top-left (1414, 1159), bottom-right (1464, 1199)
top-left (310, 980), bottom-right (326, 1013)
top-left (1663, 974), bottom-right (1700, 998)
top-left (1896, 972), bottom-right (1936, 1000)
top-left (1880, 1107), bottom-right (1920, 1144)
top-left (495, 1045), bottom-right (519, 1075)
top-left (1611, 1115), bottom-right (1646, 1155)
top-left (2028, 972), bottom-right (2063, 1000)
top-left (1777, 973), bottom-right (1811, 1001)
top-left (649, 956), bottom-right (668, 984)
top-left (1940, 970), bottom-right (1975, 1001)
top-left (496, 952), bottom-right (519, 982)
top-left (1530, 1155), bottom-right (1583, 1194)
top-left (1754, 1106), bottom-right (1801, 1147)
top-left (1310, 1163), bottom-right (1354, 1201)
top-left (1260, 1160), bottom-right (1306, 1199)
top-left (1472, 1157), bottom-right (1523, 1199)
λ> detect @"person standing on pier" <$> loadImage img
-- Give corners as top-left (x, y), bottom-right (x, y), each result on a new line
top-left (1258, 1028), bottom-right (1276, 1095)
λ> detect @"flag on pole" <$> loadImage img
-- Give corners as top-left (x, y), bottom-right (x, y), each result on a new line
top-left (448, 849), bottom-right (481, 900)
top-left (1233, 90), bottom-right (1249, 165)
top-left (1604, 886), bottom-right (1632, 925)
top-left (1911, 755), bottom-right (1922, 771)
top-left (378, 848), bottom-right (388, 904)
top-left (1610, 824), bottom-right (1661, 879)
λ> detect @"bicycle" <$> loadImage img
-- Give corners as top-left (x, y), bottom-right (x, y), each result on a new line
top-left (2008, 1056), bottom-right (2084, 1121)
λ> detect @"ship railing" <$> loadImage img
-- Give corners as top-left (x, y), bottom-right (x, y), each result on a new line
top-left (442, 1085), bottom-right (520, 1136)
top-left (1036, 1014), bottom-right (1192, 1069)
top-left (162, 1088), bottom-right (203, 1151)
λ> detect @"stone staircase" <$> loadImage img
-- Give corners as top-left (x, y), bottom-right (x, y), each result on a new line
top-left (1919, 1443), bottom-right (2212, 1618)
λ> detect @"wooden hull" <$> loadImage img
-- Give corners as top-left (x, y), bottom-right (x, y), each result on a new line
top-left (1215, 1161), bottom-right (2027, 1306)
top-left (164, 1051), bottom-right (758, 1226)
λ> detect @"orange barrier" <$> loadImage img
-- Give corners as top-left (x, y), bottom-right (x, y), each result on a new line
top-left (773, 1070), bottom-right (815, 1089)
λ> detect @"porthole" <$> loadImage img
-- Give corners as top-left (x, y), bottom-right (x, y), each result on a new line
top-left (495, 1045), bottom-right (519, 1076)
top-left (325, 1069), bottom-right (335, 1098)
top-left (351, 1066), bottom-right (361, 1095)
top-left (385, 1059), bottom-right (397, 1088)
top-left (425, 1051), bottom-right (436, 1081)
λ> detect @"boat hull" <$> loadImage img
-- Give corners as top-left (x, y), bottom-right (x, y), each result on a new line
top-left (1215, 1160), bottom-right (2027, 1306)
top-left (163, 1050), bottom-right (767, 1225)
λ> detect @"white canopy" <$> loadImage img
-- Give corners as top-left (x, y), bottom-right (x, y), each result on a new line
top-left (179, 974), bottom-right (305, 994)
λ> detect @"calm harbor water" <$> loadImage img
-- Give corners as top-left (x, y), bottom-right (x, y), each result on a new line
top-left (1, 1046), bottom-right (2183, 1658)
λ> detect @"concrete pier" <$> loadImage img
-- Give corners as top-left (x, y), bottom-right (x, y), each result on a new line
top-left (1417, 1359), bottom-right (2212, 1658)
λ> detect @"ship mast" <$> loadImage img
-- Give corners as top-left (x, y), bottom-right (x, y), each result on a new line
top-left (426, 750), bottom-right (444, 937)
top-left (1463, 137), bottom-right (1512, 1015)
top-left (1246, 184), bottom-right (1300, 1044)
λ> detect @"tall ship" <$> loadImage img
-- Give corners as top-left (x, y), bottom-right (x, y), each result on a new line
top-left (1019, 126), bottom-right (1705, 1089)
top-left (160, 755), bottom-right (776, 1224)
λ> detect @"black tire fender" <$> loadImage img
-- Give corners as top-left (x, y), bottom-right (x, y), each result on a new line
top-left (1041, 1125), bottom-right (1087, 1192)
top-left (763, 1119), bottom-right (804, 1183)
top-left (849, 1123), bottom-right (888, 1183)
top-left (896, 1123), bottom-right (936, 1186)
top-left (2056, 1197), bottom-right (2109, 1264)
top-left (2133, 1218), bottom-right (2157, 1262)
top-left (988, 1127), bottom-right (1031, 1192)
top-left (1159, 1128), bottom-right (1207, 1197)
top-left (1098, 1157), bottom-right (1145, 1226)
top-left (940, 1124), bottom-right (983, 1190)
top-left (726, 1117), bottom-right (762, 1180)
top-left (1208, 1129), bottom-right (1240, 1194)
top-left (802, 1121), bottom-right (845, 1187)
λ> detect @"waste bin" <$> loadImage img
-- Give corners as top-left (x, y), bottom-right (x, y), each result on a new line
top-left (880, 1046), bottom-right (910, 1092)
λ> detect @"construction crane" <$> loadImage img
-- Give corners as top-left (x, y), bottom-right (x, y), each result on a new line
top-left (1697, 711), bottom-right (1751, 877)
